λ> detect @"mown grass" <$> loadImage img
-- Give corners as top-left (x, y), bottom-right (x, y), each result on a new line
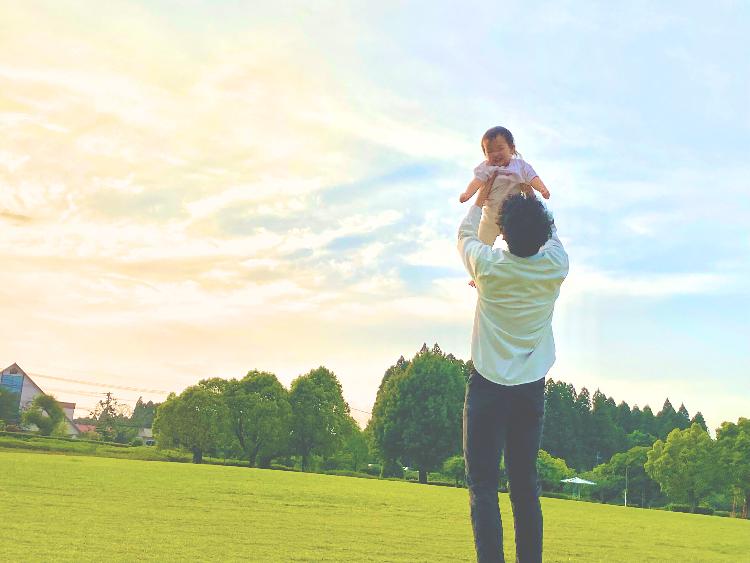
top-left (2, 451), bottom-right (748, 561)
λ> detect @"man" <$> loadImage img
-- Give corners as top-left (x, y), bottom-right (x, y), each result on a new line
top-left (457, 171), bottom-right (568, 563)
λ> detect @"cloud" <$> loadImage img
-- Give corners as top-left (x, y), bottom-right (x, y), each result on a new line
top-left (563, 265), bottom-right (737, 299)
top-left (2, 1), bottom-right (749, 433)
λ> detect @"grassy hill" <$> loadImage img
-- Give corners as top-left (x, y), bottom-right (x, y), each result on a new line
top-left (1, 451), bottom-right (747, 561)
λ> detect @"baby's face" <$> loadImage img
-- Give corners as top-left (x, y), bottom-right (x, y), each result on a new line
top-left (483, 136), bottom-right (513, 166)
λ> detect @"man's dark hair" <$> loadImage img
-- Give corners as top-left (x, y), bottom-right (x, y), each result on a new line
top-left (499, 193), bottom-right (554, 257)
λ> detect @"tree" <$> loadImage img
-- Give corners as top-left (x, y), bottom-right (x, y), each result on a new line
top-left (536, 450), bottom-right (574, 492)
top-left (590, 390), bottom-right (627, 465)
top-left (616, 401), bottom-right (632, 433)
top-left (645, 423), bottom-right (719, 512)
top-left (657, 398), bottom-right (690, 439)
top-left (591, 446), bottom-right (662, 507)
top-left (716, 418), bottom-right (750, 518)
top-left (0, 386), bottom-right (20, 424)
top-left (676, 404), bottom-right (691, 430)
top-left (90, 392), bottom-right (137, 443)
top-left (691, 412), bottom-right (708, 432)
top-left (443, 455), bottom-right (465, 487)
top-left (21, 394), bottom-right (65, 436)
top-left (289, 367), bottom-right (350, 471)
top-left (639, 406), bottom-right (657, 438)
top-left (541, 380), bottom-right (578, 468)
top-left (131, 397), bottom-right (158, 429)
top-left (152, 386), bottom-right (230, 463)
top-left (572, 387), bottom-right (594, 470)
top-left (626, 430), bottom-right (656, 449)
top-left (340, 417), bottom-right (369, 472)
top-left (369, 347), bottom-right (464, 484)
top-left (221, 371), bottom-right (292, 468)
top-left (367, 356), bottom-right (410, 477)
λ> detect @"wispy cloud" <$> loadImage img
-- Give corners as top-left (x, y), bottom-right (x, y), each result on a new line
top-left (1, 1), bottom-right (748, 432)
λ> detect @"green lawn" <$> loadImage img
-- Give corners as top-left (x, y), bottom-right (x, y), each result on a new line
top-left (1, 451), bottom-right (747, 562)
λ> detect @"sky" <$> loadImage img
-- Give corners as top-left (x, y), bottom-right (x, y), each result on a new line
top-left (1, 1), bottom-right (748, 433)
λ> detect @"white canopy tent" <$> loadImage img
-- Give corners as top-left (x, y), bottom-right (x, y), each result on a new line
top-left (560, 476), bottom-right (597, 499)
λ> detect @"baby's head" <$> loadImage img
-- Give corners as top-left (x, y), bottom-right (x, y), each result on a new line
top-left (481, 126), bottom-right (519, 166)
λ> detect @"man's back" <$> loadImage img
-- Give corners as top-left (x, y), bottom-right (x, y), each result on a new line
top-left (458, 205), bottom-right (568, 385)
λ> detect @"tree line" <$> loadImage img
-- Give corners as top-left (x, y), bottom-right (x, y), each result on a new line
top-left (542, 379), bottom-right (707, 471)
top-left (1, 343), bottom-right (747, 517)
top-left (152, 367), bottom-right (366, 469)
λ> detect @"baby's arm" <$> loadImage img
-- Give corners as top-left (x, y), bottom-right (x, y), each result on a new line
top-left (459, 177), bottom-right (485, 203)
top-left (528, 176), bottom-right (550, 199)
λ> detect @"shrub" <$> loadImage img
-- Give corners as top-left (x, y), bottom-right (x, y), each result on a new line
top-left (541, 491), bottom-right (573, 500)
top-left (322, 454), bottom-right (352, 471)
top-left (362, 463), bottom-right (382, 476)
top-left (269, 464), bottom-right (300, 472)
top-left (403, 469), bottom-right (419, 481)
top-left (693, 506), bottom-right (715, 516)
top-left (324, 470), bottom-right (379, 479)
top-left (666, 504), bottom-right (692, 513)
top-left (665, 504), bottom-right (714, 515)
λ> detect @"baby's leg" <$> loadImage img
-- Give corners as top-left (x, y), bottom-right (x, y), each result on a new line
top-left (477, 205), bottom-right (501, 246)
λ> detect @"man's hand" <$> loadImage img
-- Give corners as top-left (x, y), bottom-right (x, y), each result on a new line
top-left (474, 171), bottom-right (498, 208)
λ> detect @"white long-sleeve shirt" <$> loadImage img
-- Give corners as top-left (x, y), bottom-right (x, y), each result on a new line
top-left (457, 204), bottom-right (568, 385)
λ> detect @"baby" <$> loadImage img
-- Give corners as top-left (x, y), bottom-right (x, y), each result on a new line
top-left (460, 126), bottom-right (550, 247)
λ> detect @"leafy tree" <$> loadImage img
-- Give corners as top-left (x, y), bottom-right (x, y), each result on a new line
top-left (716, 418), bottom-right (750, 518)
top-left (152, 386), bottom-right (230, 463)
top-left (289, 367), bottom-right (350, 471)
top-left (626, 430), bottom-right (656, 449)
top-left (537, 450), bottom-right (574, 492)
top-left (21, 394), bottom-right (66, 436)
top-left (369, 346), bottom-right (464, 483)
top-left (591, 446), bottom-right (662, 507)
top-left (443, 455), bottom-right (465, 486)
top-left (90, 392), bottom-right (137, 443)
top-left (340, 417), bottom-right (369, 472)
top-left (220, 371), bottom-right (292, 468)
top-left (645, 423), bottom-right (720, 512)
top-left (0, 387), bottom-right (20, 424)
top-left (367, 355), bottom-right (410, 477)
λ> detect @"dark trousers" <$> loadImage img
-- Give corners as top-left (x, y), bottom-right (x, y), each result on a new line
top-left (463, 367), bottom-right (545, 563)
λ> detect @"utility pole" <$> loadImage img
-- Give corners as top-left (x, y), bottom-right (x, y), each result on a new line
top-left (624, 466), bottom-right (629, 507)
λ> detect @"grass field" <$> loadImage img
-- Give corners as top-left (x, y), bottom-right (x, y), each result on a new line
top-left (1, 451), bottom-right (748, 562)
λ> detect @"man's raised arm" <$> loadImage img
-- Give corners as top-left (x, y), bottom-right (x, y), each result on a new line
top-left (457, 172), bottom-right (497, 280)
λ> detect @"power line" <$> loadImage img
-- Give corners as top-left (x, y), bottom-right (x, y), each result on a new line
top-left (28, 371), bottom-right (171, 395)
top-left (26, 371), bottom-right (373, 417)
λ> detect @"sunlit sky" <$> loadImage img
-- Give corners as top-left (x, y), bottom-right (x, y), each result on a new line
top-left (2, 1), bottom-right (748, 432)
